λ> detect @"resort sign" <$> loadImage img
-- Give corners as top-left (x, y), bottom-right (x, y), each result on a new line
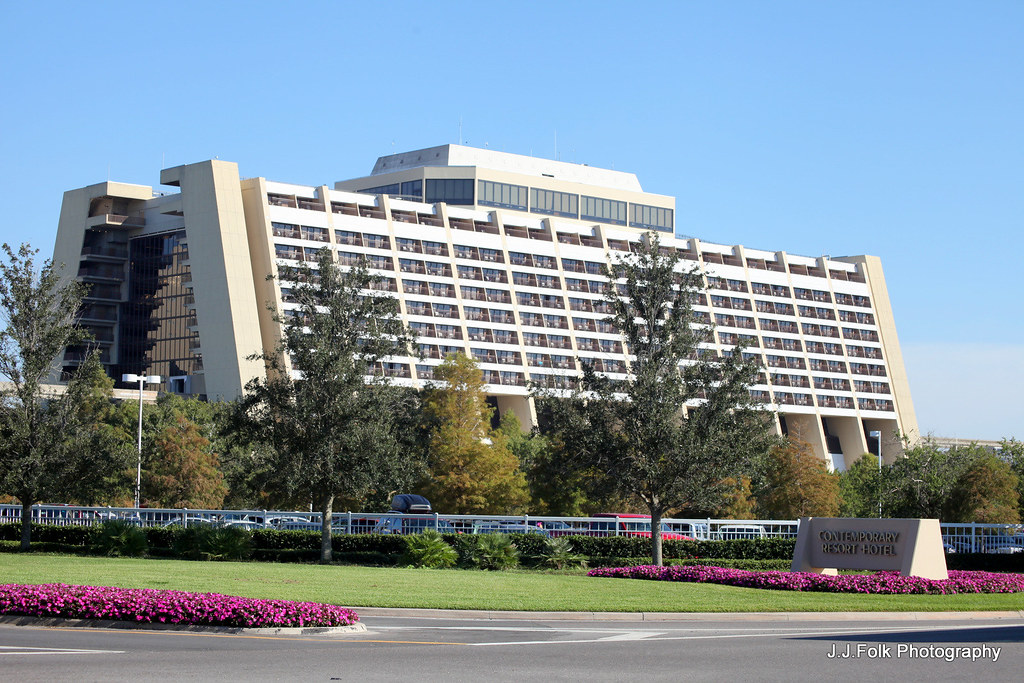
top-left (791, 517), bottom-right (948, 580)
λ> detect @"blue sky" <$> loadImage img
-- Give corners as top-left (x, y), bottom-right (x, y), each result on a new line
top-left (1, 2), bottom-right (1020, 438)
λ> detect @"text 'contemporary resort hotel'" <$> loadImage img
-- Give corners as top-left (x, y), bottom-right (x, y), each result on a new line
top-left (52, 145), bottom-right (917, 469)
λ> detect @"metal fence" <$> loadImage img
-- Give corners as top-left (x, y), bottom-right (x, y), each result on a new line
top-left (1, 504), bottom-right (1021, 551)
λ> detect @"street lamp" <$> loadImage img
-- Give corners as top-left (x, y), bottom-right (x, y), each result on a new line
top-left (869, 430), bottom-right (882, 518)
top-left (122, 374), bottom-right (161, 509)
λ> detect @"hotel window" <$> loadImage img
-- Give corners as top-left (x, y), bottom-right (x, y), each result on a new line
top-left (426, 179), bottom-right (473, 205)
top-left (629, 203), bottom-right (674, 232)
top-left (534, 255), bottom-right (557, 270)
top-left (530, 188), bottom-right (579, 218)
top-left (478, 180), bottom-right (528, 210)
top-left (581, 196), bottom-right (627, 226)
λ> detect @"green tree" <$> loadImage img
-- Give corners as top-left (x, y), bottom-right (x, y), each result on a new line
top-left (0, 244), bottom-right (132, 548)
top-left (145, 414), bottom-right (228, 509)
top-left (945, 453), bottom-right (1020, 523)
top-left (760, 439), bottom-right (841, 518)
top-left (63, 352), bottom-right (136, 506)
top-left (235, 250), bottom-right (419, 561)
top-left (1001, 438), bottom-right (1024, 520)
top-left (838, 453), bottom-right (882, 517)
top-left (884, 441), bottom-right (982, 519)
top-left (538, 234), bottom-right (777, 565)
top-left (422, 353), bottom-right (528, 513)
top-left (104, 393), bottom-right (231, 508)
top-left (716, 476), bottom-right (759, 519)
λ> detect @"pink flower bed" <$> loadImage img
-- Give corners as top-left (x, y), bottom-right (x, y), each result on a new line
top-left (0, 583), bottom-right (359, 628)
top-left (587, 565), bottom-right (1024, 595)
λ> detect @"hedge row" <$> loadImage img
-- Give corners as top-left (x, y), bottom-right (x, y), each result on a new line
top-left (3, 524), bottom-right (1021, 572)
top-left (0, 525), bottom-right (795, 559)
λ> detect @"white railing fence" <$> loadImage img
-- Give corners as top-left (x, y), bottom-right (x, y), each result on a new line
top-left (1, 504), bottom-right (1021, 551)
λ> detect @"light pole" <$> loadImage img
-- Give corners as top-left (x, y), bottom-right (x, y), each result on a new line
top-left (869, 430), bottom-right (882, 518)
top-left (122, 374), bottom-right (161, 510)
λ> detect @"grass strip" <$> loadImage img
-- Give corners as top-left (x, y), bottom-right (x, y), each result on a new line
top-left (2, 553), bottom-right (1023, 613)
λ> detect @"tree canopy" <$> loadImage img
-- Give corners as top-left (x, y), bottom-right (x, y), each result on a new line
top-left (0, 244), bottom-right (133, 548)
top-left (761, 438), bottom-right (841, 518)
top-left (421, 353), bottom-right (528, 514)
top-left (235, 249), bottom-right (420, 561)
top-left (538, 234), bottom-right (777, 564)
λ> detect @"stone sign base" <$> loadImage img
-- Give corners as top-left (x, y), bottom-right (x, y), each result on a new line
top-left (791, 517), bottom-right (948, 580)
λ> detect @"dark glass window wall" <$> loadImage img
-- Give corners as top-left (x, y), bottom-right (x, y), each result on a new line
top-left (117, 231), bottom-right (201, 389)
top-left (426, 178), bottom-right (473, 205)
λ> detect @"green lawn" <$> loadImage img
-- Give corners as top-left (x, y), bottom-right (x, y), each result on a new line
top-left (2, 553), bottom-right (1023, 613)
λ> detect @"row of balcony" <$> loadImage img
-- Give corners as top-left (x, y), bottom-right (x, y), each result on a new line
top-left (272, 192), bottom-right (871, 285)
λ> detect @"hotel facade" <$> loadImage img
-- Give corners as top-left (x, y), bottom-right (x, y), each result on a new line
top-left (52, 145), bottom-right (917, 469)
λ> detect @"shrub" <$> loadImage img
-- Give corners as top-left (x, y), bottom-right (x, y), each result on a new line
top-left (0, 523), bottom-right (96, 546)
top-left (465, 533), bottom-right (520, 570)
top-left (401, 531), bottom-right (458, 568)
top-left (251, 548), bottom-right (320, 563)
top-left (143, 526), bottom-right (179, 551)
top-left (94, 520), bottom-right (148, 557)
top-left (173, 525), bottom-right (252, 561)
top-left (534, 537), bottom-right (587, 570)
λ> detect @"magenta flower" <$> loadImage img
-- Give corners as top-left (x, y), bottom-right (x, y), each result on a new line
top-left (0, 584), bottom-right (359, 628)
top-left (586, 566), bottom-right (1024, 595)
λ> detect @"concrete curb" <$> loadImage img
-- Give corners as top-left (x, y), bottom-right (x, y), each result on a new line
top-left (0, 614), bottom-right (366, 635)
top-left (350, 607), bottom-right (1024, 622)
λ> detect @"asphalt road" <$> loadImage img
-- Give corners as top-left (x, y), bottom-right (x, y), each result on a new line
top-left (1, 614), bottom-right (1021, 682)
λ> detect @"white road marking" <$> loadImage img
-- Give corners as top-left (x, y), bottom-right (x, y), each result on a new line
top-left (370, 622), bottom-right (1022, 647)
top-left (0, 645), bottom-right (124, 656)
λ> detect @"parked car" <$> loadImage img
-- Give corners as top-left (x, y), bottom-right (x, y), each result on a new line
top-left (981, 534), bottom-right (1024, 554)
top-left (375, 515), bottom-right (458, 535)
top-left (220, 518), bottom-right (265, 530)
top-left (161, 515), bottom-right (215, 528)
top-left (588, 513), bottom-right (696, 540)
top-left (268, 515), bottom-right (314, 530)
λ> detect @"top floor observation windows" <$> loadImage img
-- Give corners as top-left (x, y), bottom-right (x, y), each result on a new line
top-left (581, 196), bottom-right (627, 226)
top-left (357, 180), bottom-right (423, 202)
top-left (479, 180), bottom-right (527, 211)
top-left (629, 203), bottom-right (674, 233)
top-left (530, 188), bottom-right (579, 219)
top-left (426, 179), bottom-right (474, 205)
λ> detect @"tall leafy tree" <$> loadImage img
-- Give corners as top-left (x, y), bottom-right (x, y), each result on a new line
top-left (145, 414), bottom-right (228, 509)
top-left (884, 441), bottom-right (982, 518)
top-left (716, 476), bottom-right (759, 519)
top-left (945, 453), bottom-right (1020, 524)
top-left (422, 353), bottom-right (528, 513)
top-left (760, 439), bottom-right (841, 518)
top-left (838, 453), bottom-right (882, 517)
top-left (539, 234), bottom-right (777, 565)
top-left (104, 393), bottom-right (231, 508)
top-left (235, 250), bottom-right (419, 561)
top-left (0, 244), bottom-right (131, 548)
top-left (1001, 438), bottom-right (1024, 521)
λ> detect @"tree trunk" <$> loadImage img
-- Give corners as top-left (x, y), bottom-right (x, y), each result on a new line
top-left (19, 496), bottom-right (34, 551)
top-left (319, 493), bottom-right (334, 563)
top-left (650, 508), bottom-right (663, 567)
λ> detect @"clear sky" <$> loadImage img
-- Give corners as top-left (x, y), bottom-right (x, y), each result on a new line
top-left (1, 1), bottom-right (1020, 439)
